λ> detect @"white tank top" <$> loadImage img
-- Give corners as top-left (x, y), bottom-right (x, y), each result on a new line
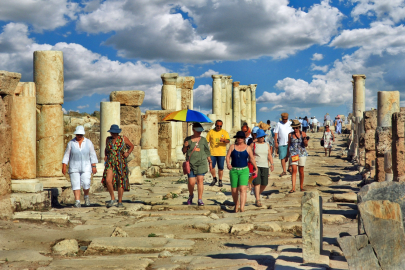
top-left (253, 143), bottom-right (269, 168)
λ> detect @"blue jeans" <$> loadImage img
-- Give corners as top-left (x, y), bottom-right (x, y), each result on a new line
top-left (211, 156), bottom-right (225, 170)
top-left (188, 170), bottom-right (205, 178)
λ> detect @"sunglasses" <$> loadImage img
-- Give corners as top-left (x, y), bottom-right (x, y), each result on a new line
top-left (216, 125), bottom-right (222, 127)
top-left (293, 127), bottom-right (299, 129)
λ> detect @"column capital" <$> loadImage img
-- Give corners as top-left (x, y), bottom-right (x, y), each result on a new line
top-left (239, 85), bottom-right (248, 91)
top-left (212, 74), bottom-right (222, 80)
top-left (250, 84), bottom-right (257, 91)
top-left (352, 74), bottom-right (366, 80)
top-left (233, 81), bottom-right (240, 87)
top-left (161, 73), bottom-right (178, 85)
top-left (229, 79), bottom-right (233, 84)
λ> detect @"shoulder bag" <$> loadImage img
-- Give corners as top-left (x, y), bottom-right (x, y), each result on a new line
top-left (182, 137), bottom-right (201, 175)
top-left (320, 130), bottom-right (325, 146)
top-left (291, 132), bottom-right (301, 162)
top-left (248, 143), bottom-right (256, 173)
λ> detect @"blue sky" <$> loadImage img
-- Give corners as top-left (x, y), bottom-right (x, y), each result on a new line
top-left (1, 0), bottom-right (405, 124)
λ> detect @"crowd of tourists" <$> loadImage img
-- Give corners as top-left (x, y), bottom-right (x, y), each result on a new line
top-left (61, 111), bottom-right (340, 210)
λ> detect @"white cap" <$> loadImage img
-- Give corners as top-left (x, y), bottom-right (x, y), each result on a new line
top-left (74, 126), bottom-right (85, 135)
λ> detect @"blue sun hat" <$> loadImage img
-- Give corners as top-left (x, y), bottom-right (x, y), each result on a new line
top-left (256, 129), bottom-right (266, 138)
top-left (108, 124), bottom-right (122, 133)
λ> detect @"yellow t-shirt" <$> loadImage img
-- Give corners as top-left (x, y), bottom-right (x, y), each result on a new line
top-left (206, 129), bottom-right (230, 156)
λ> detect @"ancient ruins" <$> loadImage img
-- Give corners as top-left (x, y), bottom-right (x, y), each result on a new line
top-left (1, 51), bottom-right (405, 270)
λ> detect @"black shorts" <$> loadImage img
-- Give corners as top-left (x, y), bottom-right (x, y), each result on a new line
top-left (254, 167), bottom-right (269, 186)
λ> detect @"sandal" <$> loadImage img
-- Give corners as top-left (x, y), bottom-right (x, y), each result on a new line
top-left (279, 172), bottom-right (287, 177)
top-left (288, 190), bottom-right (295, 193)
top-left (256, 200), bottom-right (262, 207)
top-left (300, 188), bottom-right (306, 192)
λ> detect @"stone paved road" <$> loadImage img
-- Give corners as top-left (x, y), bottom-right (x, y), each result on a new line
top-left (0, 132), bottom-right (359, 269)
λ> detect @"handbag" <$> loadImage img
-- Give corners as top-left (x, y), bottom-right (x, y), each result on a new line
top-left (182, 137), bottom-right (201, 175)
top-left (320, 130), bottom-right (325, 146)
top-left (291, 154), bottom-right (299, 162)
top-left (248, 143), bottom-right (256, 174)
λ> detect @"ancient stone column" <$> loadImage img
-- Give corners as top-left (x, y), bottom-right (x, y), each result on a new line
top-left (302, 191), bottom-right (322, 263)
top-left (100, 102), bottom-right (120, 160)
top-left (180, 77), bottom-right (195, 138)
top-left (161, 73), bottom-right (178, 110)
top-left (175, 79), bottom-right (184, 161)
top-left (0, 70), bottom-right (21, 217)
top-left (212, 75), bottom-right (222, 122)
top-left (11, 82), bottom-right (36, 179)
top-left (364, 110), bottom-right (377, 178)
top-left (233, 82), bottom-right (241, 130)
top-left (34, 51), bottom-right (64, 177)
top-left (221, 76), bottom-right (227, 123)
top-left (141, 113), bottom-right (160, 167)
top-left (225, 77), bottom-right (233, 132)
top-left (162, 73), bottom-right (179, 162)
top-left (375, 91), bottom-right (400, 182)
top-left (246, 85), bottom-right (252, 127)
top-left (352, 75), bottom-right (366, 119)
top-left (392, 112), bottom-right (405, 182)
top-left (377, 91), bottom-right (400, 128)
top-left (250, 84), bottom-right (257, 125)
top-left (239, 85), bottom-right (247, 124)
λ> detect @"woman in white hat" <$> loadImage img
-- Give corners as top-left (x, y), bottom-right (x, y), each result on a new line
top-left (62, 126), bottom-right (98, 208)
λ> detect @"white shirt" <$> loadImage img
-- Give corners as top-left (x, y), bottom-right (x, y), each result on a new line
top-left (274, 121), bottom-right (293, 146)
top-left (312, 118), bottom-right (318, 124)
top-left (62, 138), bottom-right (98, 173)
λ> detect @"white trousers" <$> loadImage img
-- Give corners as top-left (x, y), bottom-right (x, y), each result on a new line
top-left (70, 172), bottom-right (91, 190)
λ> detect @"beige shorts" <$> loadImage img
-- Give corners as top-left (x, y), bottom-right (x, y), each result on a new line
top-left (289, 156), bottom-right (307, 167)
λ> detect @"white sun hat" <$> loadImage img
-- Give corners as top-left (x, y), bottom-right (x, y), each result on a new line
top-left (74, 126), bottom-right (85, 135)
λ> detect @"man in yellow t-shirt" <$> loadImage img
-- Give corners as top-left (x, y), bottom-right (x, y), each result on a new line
top-left (206, 120), bottom-right (230, 187)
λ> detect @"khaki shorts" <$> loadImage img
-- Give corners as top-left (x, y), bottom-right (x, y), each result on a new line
top-left (289, 156), bottom-right (307, 167)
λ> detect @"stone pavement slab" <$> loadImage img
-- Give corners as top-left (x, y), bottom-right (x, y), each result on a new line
top-left (86, 237), bottom-right (195, 254)
top-left (0, 250), bottom-right (52, 263)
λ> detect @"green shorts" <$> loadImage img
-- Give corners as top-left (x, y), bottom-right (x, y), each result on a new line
top-left (229, 167), bottom-right (249, 188)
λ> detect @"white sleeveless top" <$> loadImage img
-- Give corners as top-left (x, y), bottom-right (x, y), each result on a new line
top-left (253, 143), bottom-right (269, 168)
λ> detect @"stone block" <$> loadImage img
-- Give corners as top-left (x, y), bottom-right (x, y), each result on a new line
top-left (11, 179), bottom-right (43, 193)
top-left (41, 212), bottom-right (70, 223)
top-left (301, 191), bottom-right (322, 263)
top-left (36, 135), bottom-right (64, 177)
top-left (392, 112), bottom-right (405, 139)
top-left (128, 166), bottom-right (144, 184)
top-left (364, 110), bottom-right (377, 131)
top-left (375, 127), bottom-right (392, 155)
top-left (209, 223), bottom-right (230, 233)
top-left (359, 200), bottom-right (405, 270)
top-left (0, 70), bottom-right (21, 95)
top-left (110, 91), bottom-right (145, 106)
top-left (127, 145), bottom-right (141, 167)
top-left (11, 191), bottom-right (51, 211)
top-left (365, 150), bottom-right (376, 169)
top-left (121, 124), bottom-right (141, 146)
top-left (375, 156), bottom-right (385, 182)
top-left (230, 224), bottom-right (254, 234)
top-left (53, 239), bottom-right (78, 256)
top-left (36, 104), bottom-right (64, 140)
top-left (337, 235), bottom-right (380, 270)
top-left (358, 181), bottom-right (405, 229)
top-left (392, 137), bottom-right (405, 181)
top-left (158, 122), bottom-right (172, 166)
top-left (146, 109), bottom-right (176, 122)
top-left (120, 106), bottom-right (141, 126)
top-left (364, 130), bottom-right (375, 151)
top-left (332, 192), bottom-right (357, 202)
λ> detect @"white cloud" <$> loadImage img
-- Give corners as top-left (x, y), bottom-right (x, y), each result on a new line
top-left (0, 0), bottom-right (78, 32)
top-left (350, 0), bottom-right (405, 23)
top-left (259, 105), bottom-right (283, 112)
top-left (77, 0), bottom-right (343, 63)
top-left (77, 104), bottom-right (89, 109)
top-left (311, 53), bottom-right (324, 61)
top-left (258, 20), bottom-right (405, 112)
top-left (193, 84), bottom-right (212, 112)
top-left (62, 107), bottom-right (67, 114)
top-left (0, 22), bottom-right (168, 109)
top-left (197, 69), bottom-right (219, 78)
top-left (311, 63), bottom-right (329, 73)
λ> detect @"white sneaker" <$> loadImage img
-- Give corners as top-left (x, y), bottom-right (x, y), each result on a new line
top-left (84, 197), bottom-right (91, 207)
top-left (74, 201), bottom-right (81, 208)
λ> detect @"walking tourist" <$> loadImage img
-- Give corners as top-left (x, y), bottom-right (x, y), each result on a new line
top-left (324, 113), bottom-right (331, 127)
top-left (242, 125), bottom-right (252, 144)
top-left (312, 116), bottom-right (318, 132)
top-left (247, 126), bottom-right (259, 145)
top-left (183, 123), bottom-right (212, 206)
top-left (101, 124), bottom-right (134, 208)
top-left (265, 120), bottom-right (275, 156)
top-left (206, 120), bottom-right (230, 187)
top-left (298, 117), bottom-right (303, 131)
top-left (302, 117), bottom-right (309, 132)
top-left (323, 125), bottom-right (335, 157)
top-left (274, 112), bottom-right (293, 177)
top-left (251, 129), bottom-right (274, 207)
top-left (287, 120), bottom-right (309, 193)
top-left (62, 126), bottom-right (98, 208)
top-left (226, 131), bottom-right (257, 213)
top-left (335, 116), bottom-right (342, 134)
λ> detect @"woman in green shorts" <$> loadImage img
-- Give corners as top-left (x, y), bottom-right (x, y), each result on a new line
top-left (226, 131), bottom-right (257, 213)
